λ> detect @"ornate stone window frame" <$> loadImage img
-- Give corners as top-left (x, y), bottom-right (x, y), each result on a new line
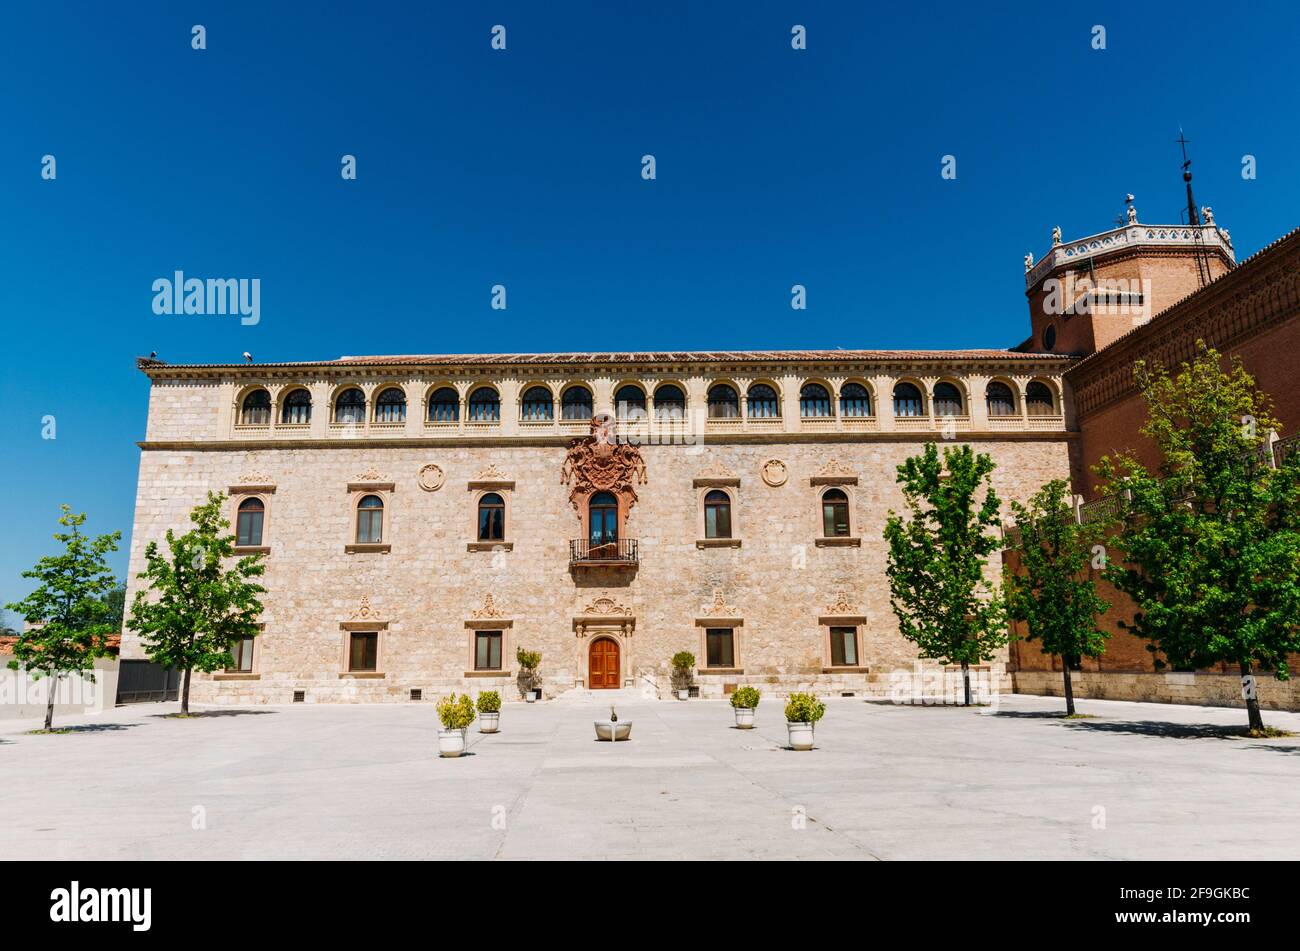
top-left (339, 599), bottom-right (389, 679)
top-left (694, 476), bottom-right (741, 548)
top-left (464, 594), bottom-right (514, 678)
top-left (695, 592), bottom-right (743, 675)
top-left (468, 470), bottom-right (515, 552)
top-left (818, 593), bottom-right (868, 673)
top-left (227, 481), bottom-right (275, 555)
top-left (814, 480), bottom-right (861, 547)
top-left (346, 480), bottom-right (394, 554)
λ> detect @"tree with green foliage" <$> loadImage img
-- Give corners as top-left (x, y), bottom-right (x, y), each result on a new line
top-left (884, 443), bottom-right (1008, 705)
top-left (4, 506), bottom-right (121, 731)
top-left (127, 492), bottom-right (266, 715)
top-left (1005, 479), bottom-right (1110, 715)
top-left (1097, 342), bottom-right (1300, 735)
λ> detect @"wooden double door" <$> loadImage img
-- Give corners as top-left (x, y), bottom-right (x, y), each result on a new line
top-left (588, 637), bottom-right (621, 689)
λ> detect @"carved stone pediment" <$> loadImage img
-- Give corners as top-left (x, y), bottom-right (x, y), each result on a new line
top-left (579, 596), bottom-right (632, 617)
top-left (349, 596), bottom-right (384, 621)
top-left (693, 458), bottom-right (739, 487)
top-left (810, 458), bottom-right (858, 485)
top-left (470, 593), bottom-right (507, 619)
top-left (561, 415), bottom-right (647, 511)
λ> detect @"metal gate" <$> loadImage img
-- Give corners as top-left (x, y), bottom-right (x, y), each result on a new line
top-left (115, 660), bottom-right (180, 704)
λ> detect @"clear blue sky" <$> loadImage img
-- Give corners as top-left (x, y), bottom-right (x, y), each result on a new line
top-left (3, 0), bottom-right (1298, 609)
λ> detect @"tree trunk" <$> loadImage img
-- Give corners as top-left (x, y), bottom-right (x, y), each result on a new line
top-left (44, 672), bottom-right (58, 731)
top-left (961, 661), bottom-right (971, 706)
top-left (1062, 663), bottom-right (1075, 716)
top-left (1240, 661), bottom-right (1265, 733)
top-left (181, 667), bottom-right (192, 716)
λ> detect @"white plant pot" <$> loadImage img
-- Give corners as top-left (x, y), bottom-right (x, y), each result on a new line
top-left (438, 727), bottom-right (468, 758)
top-left (479, 711), bottom-right (499, 733)
top-left (733, 707), bottom-right (755, 729)
top-left (594, 720), bottom-right (632, 741)
top-left (786, 720), bottom-right (815, 751)
top-left (677, 689), bottom-right (689, 700)
top-left (525, 691), bottom-right (537, 703)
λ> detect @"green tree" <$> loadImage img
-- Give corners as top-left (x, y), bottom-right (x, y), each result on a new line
top-left (1005, 479), bottom-right (1110, 714)
top-left (884, 443), bottom-right (1008, 705)
top-left (127, 492), bottom-right (266, 715)
top-left (4, 507), bottom-right (121, 730)
top-left (100, 584), bottom-right (126, 632)
top-left (1097, 342), bottom-right (1300, 735)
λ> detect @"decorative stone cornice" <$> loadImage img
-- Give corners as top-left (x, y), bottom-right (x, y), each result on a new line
top-left (1026, 223), bottom-right (1235, 289)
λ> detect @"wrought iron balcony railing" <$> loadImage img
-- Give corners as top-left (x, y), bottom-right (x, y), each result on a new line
top-left (570, 538), bottom-right (638, 567)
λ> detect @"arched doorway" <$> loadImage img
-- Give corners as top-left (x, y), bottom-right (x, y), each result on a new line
top-left (588, 637), bottom-right (621, 689)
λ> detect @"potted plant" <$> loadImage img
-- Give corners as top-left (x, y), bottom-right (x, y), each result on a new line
top-left (436, 692), bottom-right (476, 757)
top-left (477, 690), bottom-right (501, 733)
top-left (784, 691), bottom-right (825, 751)
top-left (670, 651), bottom-right (695, 700)
top-left (730, 685), bottom-right (760, 729)
top-left (516, 647), bottom-right (542, 701)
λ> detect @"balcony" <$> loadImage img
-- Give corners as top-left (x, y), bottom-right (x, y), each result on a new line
top-left (570, 538), bottom-right (639, 569)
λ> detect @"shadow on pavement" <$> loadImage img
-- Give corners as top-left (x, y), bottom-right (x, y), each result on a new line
top-left (1062, 719), bottom-right (1255, 740)
top-left (148, 709), bottom-right (277, 719)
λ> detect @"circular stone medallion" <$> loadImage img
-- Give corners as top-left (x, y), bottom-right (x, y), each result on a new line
top-left (418, 463), bottom-right (445, 491)
top-left (761, 459), bottom-right (788, 487)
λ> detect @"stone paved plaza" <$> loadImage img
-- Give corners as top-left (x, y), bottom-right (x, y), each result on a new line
top-left (2, 694), bottom-right (1298, 860)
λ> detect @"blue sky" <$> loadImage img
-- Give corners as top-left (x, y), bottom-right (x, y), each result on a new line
top-left (3, 0), bottom-right (1298, 608)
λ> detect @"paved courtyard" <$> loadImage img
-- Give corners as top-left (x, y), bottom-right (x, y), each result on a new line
top-left (2, 693), bottom-right (1298, 860)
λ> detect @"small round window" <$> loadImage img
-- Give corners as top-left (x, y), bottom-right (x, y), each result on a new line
top-left (1043, 324), bottom-right (1057, 351)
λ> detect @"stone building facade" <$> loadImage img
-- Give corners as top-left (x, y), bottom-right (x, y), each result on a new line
top-left (121, 351), bottom-right (1073, 703)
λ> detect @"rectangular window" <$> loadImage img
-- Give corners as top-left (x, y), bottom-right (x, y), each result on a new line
top-left (704, 502), bottom-right (731, 539)
top-left (237, 510), bottom-right (264, 547)
top-left (475, 631), bottom-right (503, 671)
top-left (705, 628), bottom-right (734, 668)
top-left (829, 626), bottom-right (858, 667)
top-left (227, 636), bottom-right (254, 673)
top-left (349, 632), bottom-right (378, 672)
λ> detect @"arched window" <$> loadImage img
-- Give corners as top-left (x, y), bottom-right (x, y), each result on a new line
top-left (428, 387), bottom-right (459, 422)
top-left (334, 387), bottom-right (366, 424)
top-left (985, 381), bottom-right (1017, 417)
top-left (478, 492), bottom-right (505, 541)
top-left (468, 386), bottom-right (500, 422)
top-left (374, 387), bottom-right (407, 423)
top-left (1026, 381), bottom-right (1056, 416)
top-left (707, 384), bottom-right (740, 419)
top-left (822, 488), bottom-right (850, 537)
top-left (355, 495), bottom-right (384, 544)
top-left (799, 383), bottom-right (832, 418)
top-left (280, 388), bottom-right (312, 425)
top-left (240, 389), bottom-right (271, 426)
top-left (893, 382), bottom-right (924, 417)
top-left (654, 384), bottom-right (685, 421)
top-left (704, 489), bottom-right (732, 539)
top-left (588, 491), bottom-right (618, 544)
top-left (746, 383), bottom-right (780, 419)
top-left (840, 383), bottom-right (872, 418)
top-left (614, 385), bottom-right (646, 420)
top-left (236, 497), bottom-right (264, 547)
top-left (520, 386), bottom-right (554, 421)
top-left (561, 385), bottom-right (593, 421)
top-left (933, 382), bottom-right (964, 417)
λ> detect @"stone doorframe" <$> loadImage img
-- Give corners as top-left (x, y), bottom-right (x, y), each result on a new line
top-left (572, 597), bottom-right (636, 689)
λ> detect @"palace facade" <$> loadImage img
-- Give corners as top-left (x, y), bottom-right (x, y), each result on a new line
top-left (121, 201), bottom-right (1300, 709)
top-left (121, 348), bottom-right (1072, 703)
